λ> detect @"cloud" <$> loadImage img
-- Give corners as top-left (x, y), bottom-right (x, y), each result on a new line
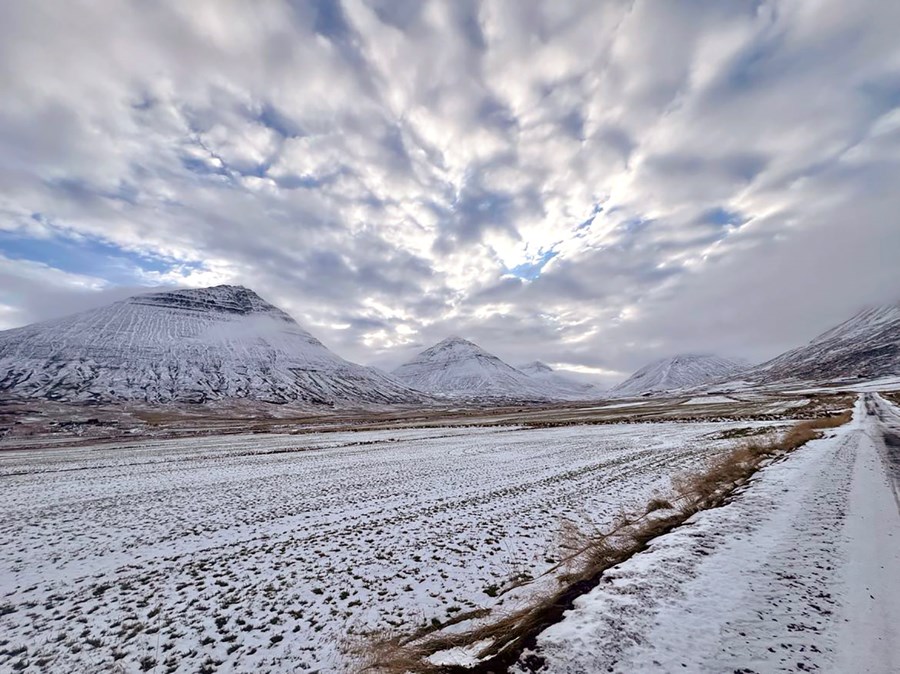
top-left (0, 254), bottom-right (163, 330)
top-left (1, 0), bottom-right (899, 386)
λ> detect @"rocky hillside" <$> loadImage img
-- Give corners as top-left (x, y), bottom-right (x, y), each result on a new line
top-left (611, 354), bottom-right (749, 397)
top-left (0, 285), bottom-right (422, 406)
top-left (753, 304), bottom-right (900, 382)
top-left (393, 337), bottom-right (555, 400)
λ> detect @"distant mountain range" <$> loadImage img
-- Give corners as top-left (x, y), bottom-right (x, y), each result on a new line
top-left (517, 361), bottom-right (603, 400)
top-left (1, 285), bottom-right (897, 406)
top-left (610, 302), bottom-right (900, 395)
top-left (609, 354), bottom-right (749, 397)
top-left (0, 285), bottom-right (422, 406)
top-left (0, 287), bottom-right (599, 406)
top-left (391, 337), bottom-right (599, 401)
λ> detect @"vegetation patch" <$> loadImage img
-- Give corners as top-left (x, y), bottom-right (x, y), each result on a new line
top-left (710, 426), bottom-right (776, 440)
top-left (356, 410), bottom-right (853, 674)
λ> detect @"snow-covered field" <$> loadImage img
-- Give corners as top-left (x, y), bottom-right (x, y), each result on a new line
top-left (0, 419), bottom-right (773, 673)
top-left (524, 393), bottom-right (900, 673)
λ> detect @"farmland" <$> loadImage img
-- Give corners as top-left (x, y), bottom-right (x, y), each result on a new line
top-left (0, 418), bottom-right (782, 673)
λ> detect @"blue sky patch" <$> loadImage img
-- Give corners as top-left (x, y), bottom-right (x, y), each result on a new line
top-left (506, 249), bottom-right (558, 281)
top-left (576, 203), bottom-right (605, 231)
top-left (701, 207), bottom-right (745, 227)
top-left (0, 226), bottom-right (202, 284)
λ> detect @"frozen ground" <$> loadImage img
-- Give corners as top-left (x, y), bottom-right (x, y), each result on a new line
top-left (0, 419), bottom-right (777, 673)
top-left (523, 392), bottom-right (900, 673)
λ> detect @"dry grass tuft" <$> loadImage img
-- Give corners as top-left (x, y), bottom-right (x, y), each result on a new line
top-left (645, 497), bottom-right (674, 514)
top-left (355, 409), bottom-right (853, 674)
top-left (881, 391), bottom-right (900, 407)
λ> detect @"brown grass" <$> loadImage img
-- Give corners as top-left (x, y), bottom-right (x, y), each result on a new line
top-left (355, 410), bottom-right (853, 674)
top-left (879, 391), bottom-right (900, 407)
top-left (644, 497), bottom-right (674, 514)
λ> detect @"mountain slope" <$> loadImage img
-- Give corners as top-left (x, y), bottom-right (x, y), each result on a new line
top-left (393, 337), bottom-right (554, 400)
top-left (0, 285), bottom-right (422, 406)
top-left (611, 354), bottom-right (749, 397)
top-left (753, 304), bottom-right (900, 382)
top-left (517, 361), bottom-right (603, 400)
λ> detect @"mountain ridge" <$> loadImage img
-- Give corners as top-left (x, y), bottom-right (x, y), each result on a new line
top-left (393, 337), bottom-right (562, 400)
top-left (751, 303), bottom-right (900, 382)
top-left (0, 285), bottom-right (423, 406)
top-left (611, 354), bottom-right (749, 397)
top-left (516, 361), bottom-right (603, 400)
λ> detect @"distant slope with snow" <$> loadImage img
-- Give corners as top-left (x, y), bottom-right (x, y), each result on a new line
top-left (393, 337), bottom-right (557, 400)
top-left (0, 285), bottom-right (422, 406)
top-left (517, 361), bottom-right (603, 400)
top-left (752, 304), bottom-right (900, 382)
top-left (610, 354), bottom-right (749, 397)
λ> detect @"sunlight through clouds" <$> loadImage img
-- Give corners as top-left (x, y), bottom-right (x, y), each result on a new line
top-left (0, 0), bottom-right (899, 383)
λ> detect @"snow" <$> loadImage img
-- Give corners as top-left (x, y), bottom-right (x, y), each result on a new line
top-left (836, 396), bottom-right (900, 673)
top-left (610, 354), bottom-right (749, 397)
top-left (751, 302), bottom-right (900, 382)
top-left (516, 361), bottom-right (604, 400)
top-left (393, 337), bottom-right (583, 400)
top-left (0, 418), bottom-right (774, 673)
top-left (681, 394), bottom-right (737, 405)
top-left (787, 375), bottom-right (900, 394)
top-left (427, 639), bottom-right (494, 667)
top-left (589, 401), bottom-right (652, 409)
top-left (523, 392), bottom-right (900, 673)
top-left (0, 285), bottom-right (421, 405)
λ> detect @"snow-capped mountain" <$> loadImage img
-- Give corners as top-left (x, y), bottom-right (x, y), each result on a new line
top-left (517, 361), bottom-right (603, 400)
top-left (752, 303), bottom-right (900, 382)
top-left (392, 337), bottom-right (557, 400)
top-left (610, 354), bottom-right (749, 397)
top-left (0, 285), bottom-right (422, 406)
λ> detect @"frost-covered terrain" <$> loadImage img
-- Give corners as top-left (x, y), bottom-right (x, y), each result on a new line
top-left (752, 303), bottom-right (900, 382)
top-left (516, 362), bottom-right (603, 400)
top-left (0, 285), bottom-right (421, 406)
top-left (610, 354), bottom-right (749, 397)
top-left (0, 419), bottom-right (771, 673)
top-left (523, 393), bottom-right (900, 673)
top-left (393, 336), bottom-right (567, 400)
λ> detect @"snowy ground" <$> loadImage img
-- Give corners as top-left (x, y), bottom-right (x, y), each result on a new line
top-left (0, 419), bottom-right (779, 673)
top-left (523, 392), bottom-right (900, 673)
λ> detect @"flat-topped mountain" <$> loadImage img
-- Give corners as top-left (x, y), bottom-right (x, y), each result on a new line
top-left (611, 354), bottom-right (749, 397)
top-left (0, 285), bottom-right (422, 406)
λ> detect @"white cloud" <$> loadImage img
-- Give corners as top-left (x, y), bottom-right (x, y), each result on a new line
top-left (0, 0), bottom-right (898, 382)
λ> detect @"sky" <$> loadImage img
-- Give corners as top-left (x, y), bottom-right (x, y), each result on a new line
top-left (1, 0), bottom-right (899, 386)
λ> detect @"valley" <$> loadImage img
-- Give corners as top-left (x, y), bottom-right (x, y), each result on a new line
top-left (3, 3), bottom-right (898, 671)
top-left (0, 411), bottom-right (788, 672)
top-left (0, 287), bottom-right (898, 673)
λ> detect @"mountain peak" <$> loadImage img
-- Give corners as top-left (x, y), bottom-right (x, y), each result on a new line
top-left (128, 285), bottom-right (290, 320)
top-left (0, 284), bottom-right (421, 405)
top-left (435, 335), bottom-right (479, 348)
top-left (408, 336), bottom-right (500, 364)
top-left (392, 339), bottom-right (602, 401)
top-left (612, 353), bottom-right (748, 396)
top-left (393, 337), bottom-right (552, 400)
top-left (520, 360), bottom-right (553, 373)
